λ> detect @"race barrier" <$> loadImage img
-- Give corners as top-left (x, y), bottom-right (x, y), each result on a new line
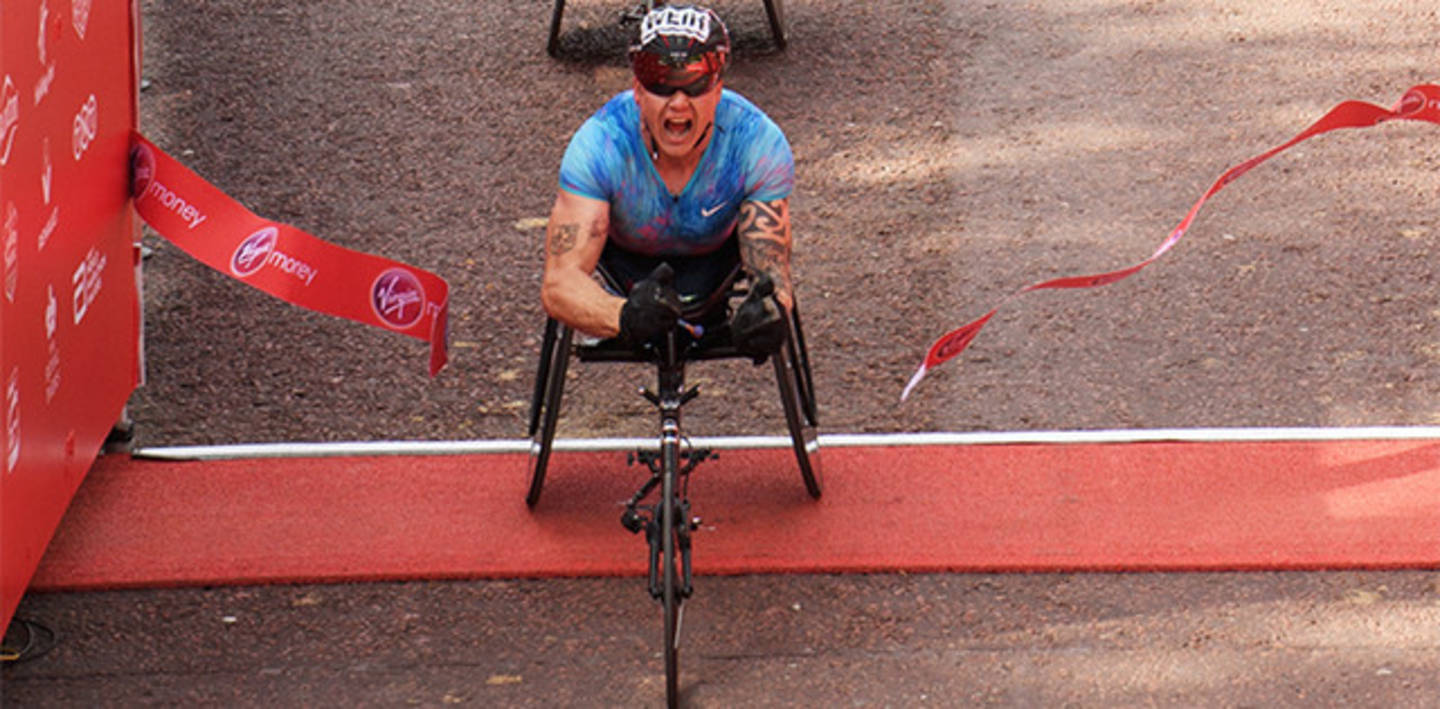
top-left (1, 0), bottom-right (143, 632)
top-left (1, 1), bottom-right (448, 631)
top-left (903, 84), bottom-right (1440, 401)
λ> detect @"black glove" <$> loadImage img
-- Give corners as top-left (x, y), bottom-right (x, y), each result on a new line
top-left (730, 274), bottom-right (787, 365)
top-left (618, 263), bottom-right (682, 346)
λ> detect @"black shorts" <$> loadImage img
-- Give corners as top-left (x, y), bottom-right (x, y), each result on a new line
top-left (598, 238), bottom-right (742, 323)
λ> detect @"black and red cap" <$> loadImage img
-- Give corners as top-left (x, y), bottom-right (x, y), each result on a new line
top-left (629, 5), bottom-right (730, 94)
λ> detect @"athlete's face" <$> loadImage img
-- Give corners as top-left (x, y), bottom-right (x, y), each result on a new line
top-left (634, 74), bottom-right (722, 163)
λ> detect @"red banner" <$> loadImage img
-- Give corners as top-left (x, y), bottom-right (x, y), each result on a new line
top-left (4, 1), bottom-right (450, 632)
top-left (902, 84), bottom-right (1440, 401)
top-left (3, 0), bottom-right (144, 632)
top-left (129, 133), bottom-right (450, 376)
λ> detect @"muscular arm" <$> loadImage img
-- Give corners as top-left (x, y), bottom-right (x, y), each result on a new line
top-left (736, 197), bottom-right (794, 311)
top-left (540, 189), bottom-right (623, 338)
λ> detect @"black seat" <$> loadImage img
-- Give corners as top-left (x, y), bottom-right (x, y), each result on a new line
top-left (525, 241), bottom-right (821, 506)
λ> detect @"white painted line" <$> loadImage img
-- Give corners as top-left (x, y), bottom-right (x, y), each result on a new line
top-left (129, 427), bottom-right (1440, 461)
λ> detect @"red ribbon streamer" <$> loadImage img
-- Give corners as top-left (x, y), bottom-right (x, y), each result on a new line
top-left (902, 84), bottom-right (1440, 401)
top-left (129, 133), bottom-right (449, 376)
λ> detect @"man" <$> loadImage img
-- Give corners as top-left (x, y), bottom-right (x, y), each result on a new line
top-left (540, 4), bottom-right (795, 359)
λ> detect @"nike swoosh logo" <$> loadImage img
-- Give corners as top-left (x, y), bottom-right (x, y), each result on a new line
top-left (701, 203), bottom-right (726, 218)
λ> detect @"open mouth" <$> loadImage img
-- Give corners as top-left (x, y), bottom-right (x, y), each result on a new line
top-left (662, 118), bottom-right (692, 139)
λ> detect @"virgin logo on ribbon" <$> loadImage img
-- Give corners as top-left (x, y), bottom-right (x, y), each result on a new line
top-left (231, 227), bottom-right (277, 278)
top-left (372, 268), bottom-right (426, 330)
top-left (901, 84), bottom-right (1440, 401)
top-left (130, 133), bottom-right (450, 375)
top-left (227, 223), bottom-right (320, 286)
top-left (131, 139), bottom-right (155, 195)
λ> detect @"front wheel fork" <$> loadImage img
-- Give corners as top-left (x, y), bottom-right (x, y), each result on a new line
top-left (639, 499), bottom-right (695, 601)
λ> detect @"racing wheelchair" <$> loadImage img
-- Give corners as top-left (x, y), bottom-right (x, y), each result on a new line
top-left (524, 240), bottom-right (820, 707)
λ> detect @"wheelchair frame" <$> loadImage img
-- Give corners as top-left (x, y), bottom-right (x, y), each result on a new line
top-left (523, 269), bottom-right (820, 708)
top-left (525, 271), bottom-right (821, 506)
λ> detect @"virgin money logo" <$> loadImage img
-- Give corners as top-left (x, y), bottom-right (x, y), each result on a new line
top-left (130, 142), bottom-right (155, 198)
top-left (71, 247), bottom-right (106, 325)
top-left (1396, 89), bottom-right (1440, 119)
top-left (72, 0), bottom-right (92, 40)
top-left (38, 3), bottom-right (49, 63)
top-left (3, 202), bottom-right (17, 303)
top-left (1, 76), bottom-right (18, 167)
top-left (231, 227), bottom-right (278, 277)
top-left (372, 268), bottom-right (426, 329)
top-left (42, 138), bottom-right (53, 203)
top-left (5, 367), bottom-right (19, 475)
top-left (45, 285), bottom-right (58, 339)
top-left (72, 94), bottom-right (98, 161)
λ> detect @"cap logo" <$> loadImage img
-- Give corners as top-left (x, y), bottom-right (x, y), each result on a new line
top-left (640, 7), bottom-right (711, 45)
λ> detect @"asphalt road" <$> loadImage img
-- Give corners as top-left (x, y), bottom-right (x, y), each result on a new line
top-left (7, 572), bottom-right (1440, 706)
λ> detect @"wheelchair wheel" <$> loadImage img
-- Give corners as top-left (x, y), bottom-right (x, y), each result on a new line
top-left (527, 319), bottom-right (559, 438)
top-left (526, 321), bottom-right (572, 507)
top-left (788, 306), bottom-right (818, 427)
top-left (546, 0), bottom-right (565, 57)
top-left (660, 440), bottom-right (683, 708)
top-left (762, 0), bottom-right (787, 51)
top-left (774, 338), bottom-right (822, 499)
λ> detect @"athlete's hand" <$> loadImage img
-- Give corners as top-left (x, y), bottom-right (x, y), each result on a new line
top-left (730, 274), bottom-right (787, 365)
top-left (619, 263), bottom-right (683, 346)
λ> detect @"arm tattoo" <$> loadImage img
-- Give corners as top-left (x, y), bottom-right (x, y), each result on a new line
top-left (740, 238), bottom-right (786, 272)
top-left (588, 213), bottom-right (609, 242)
top-left (547, 223), bottom-right (580, 256)
top-left (738, 199), bottom-right (793, 298)
top-left (739, 200), bottom-right (786, 239)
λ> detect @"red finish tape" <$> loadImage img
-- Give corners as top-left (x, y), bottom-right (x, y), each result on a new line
top-left (902, 84), bottom-right (1440, 401)
top-left (129, 133), bottom-right (450, 376)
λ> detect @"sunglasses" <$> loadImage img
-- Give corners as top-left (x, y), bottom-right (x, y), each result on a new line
top-left (640, 73), bottom-right (719, 98)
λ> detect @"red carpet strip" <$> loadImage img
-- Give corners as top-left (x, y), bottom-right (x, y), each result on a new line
top-left (29, 439), bottom-right (1440, 590)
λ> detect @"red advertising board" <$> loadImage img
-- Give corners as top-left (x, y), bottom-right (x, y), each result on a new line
top-left (1, 0), bottom-right (143, 630)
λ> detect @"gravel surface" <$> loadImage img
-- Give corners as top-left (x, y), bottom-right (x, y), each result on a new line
top-left (125, 0), bottom-right (1438, 445)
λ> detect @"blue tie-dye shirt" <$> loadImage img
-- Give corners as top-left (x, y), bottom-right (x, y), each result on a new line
top-left (559, 89), bottom-right (794, 257)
